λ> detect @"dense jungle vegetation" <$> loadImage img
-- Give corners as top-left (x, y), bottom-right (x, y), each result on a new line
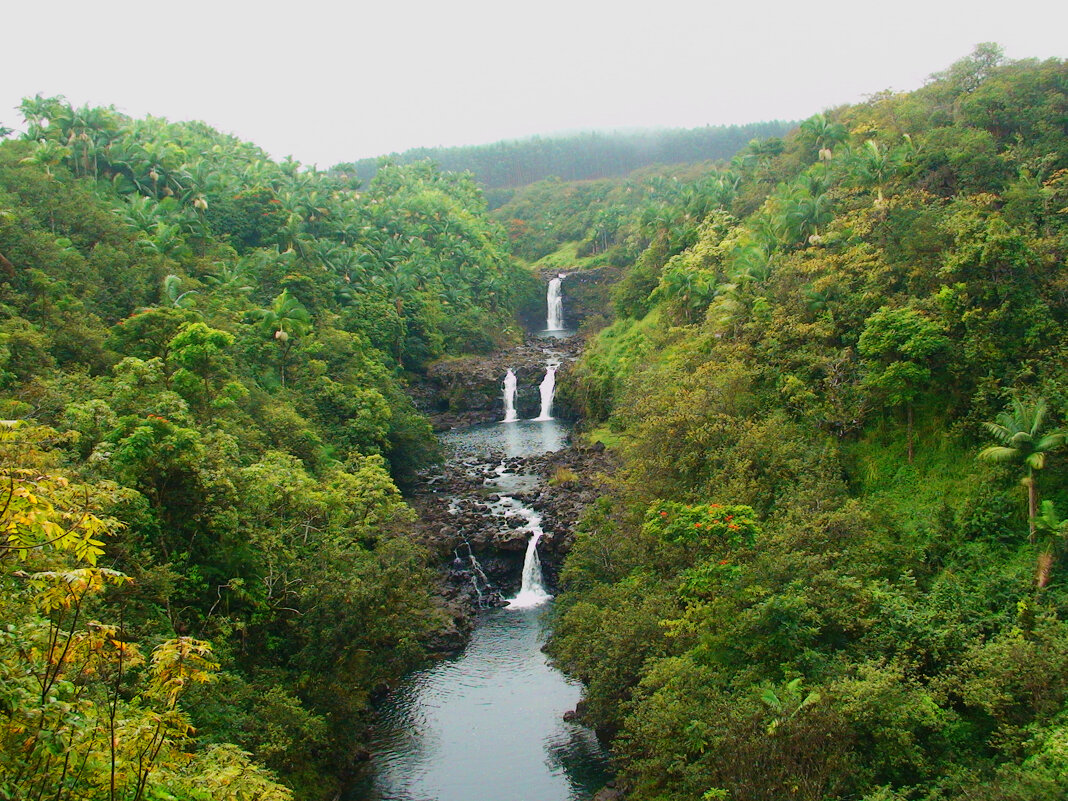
top-left (343, 121), bottom-right (793, 194)
top-left (546, 45), bottom-right (1068, 801)
top-left (3, 41), bottom-right (1068, 801)
top-left (0, 97), bottom-right (534, 799)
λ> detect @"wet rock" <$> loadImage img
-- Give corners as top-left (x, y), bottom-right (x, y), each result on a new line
top-left (426, 621), bottom-right (468, 653)
top-left (492, 528), bottom-right (530, 550)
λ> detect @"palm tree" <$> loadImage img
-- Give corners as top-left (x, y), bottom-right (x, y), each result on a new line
top-left (730, 241), bottom-right (774, 284)
top-left (782, 187), bottom-right (833, 246)
top-left (19, 140), bottom-right (70, 177)
top-left (161, 274), bottom-right (198, 308)
top-left (202, 262), bottom-right (254, 295)
top-left (250, 290), bottom-right (312, 388)
top-left (850, 139), bottom-right (910, 206)
top-left (18, 94), bottom-right (66, 140)
top-left (799, 113), bottom-right (848, 161)
top-left (979, 397), bottom-right (1066, 541)
top-left (652, 265), bottom-right (715, 324)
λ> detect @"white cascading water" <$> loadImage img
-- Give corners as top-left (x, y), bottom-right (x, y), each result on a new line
top-left (506, 505), bottom-right (551, 608)
top-left (502, 369), bottom-right (518, 422)
top-left (546, 274), bottom-right (564, 330)
top-left (534, 365), bottom-right (556, 421)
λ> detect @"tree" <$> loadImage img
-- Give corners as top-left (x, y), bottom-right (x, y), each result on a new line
top-left (0, 422), bottom-right (290, 800)
top-left (781, 186), bottom-right (833, 246)
top-left (250, 289), bottom-right (312, 387)
top-left (979, 397), bottom-right (1066, 541)
top-left (930, 42), bottom-right (1005, 94)
top-left (167, 321), bottom-right (235, 418)
top-left (1033, 500), bottom-right (1068, 588)
top-left (851, 140), bottom-right (904, 205)
top-left (799, 113), bottom-right (847, 161)
top-left (858, 306), bottom-right (948, 462)
top-left (161, 273), bottom-right (198, 308)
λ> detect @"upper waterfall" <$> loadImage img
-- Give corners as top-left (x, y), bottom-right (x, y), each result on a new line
top-left (546, 275), bottom-right (564, 330)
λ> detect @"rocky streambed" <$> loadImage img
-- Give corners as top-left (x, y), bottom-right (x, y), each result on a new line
top-left (413, 428), bottom-right (611, 651)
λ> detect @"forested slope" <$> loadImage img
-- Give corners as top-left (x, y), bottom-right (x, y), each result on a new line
top-left (550, 47), bottom-right (1068, 801)
top-left (343, 121), bottom-right (793, 192)
top-left (0, 98), bottom-right (532, 799)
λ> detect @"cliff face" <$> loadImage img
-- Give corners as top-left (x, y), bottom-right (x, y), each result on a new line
top-left (410, 337), bottom-right (579, 429)
top-left (517, 266), bottom-right (623, 333)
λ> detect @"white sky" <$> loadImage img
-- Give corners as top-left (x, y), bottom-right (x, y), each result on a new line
top-left (2, 0), bottom-right (1065, 168)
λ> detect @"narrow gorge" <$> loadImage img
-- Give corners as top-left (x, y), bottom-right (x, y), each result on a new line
top-left (351, 275), bottom-right (615, 801)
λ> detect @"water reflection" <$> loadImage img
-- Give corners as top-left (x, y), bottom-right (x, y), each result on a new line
top-left (441, 419), bottom-right (570, 461)
top-left (351, 607), bottom-right (609, 801)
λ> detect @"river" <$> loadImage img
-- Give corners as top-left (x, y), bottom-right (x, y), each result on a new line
top-left (349, 417), bottom-right (610, 801)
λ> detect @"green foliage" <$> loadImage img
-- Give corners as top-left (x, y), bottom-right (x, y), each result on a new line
top-left (0, 421), bottom-right (292, 799)
top-left (0, 96), bottom-right (510, 797)
top-left (549, 50), bottom-right (1068, 801)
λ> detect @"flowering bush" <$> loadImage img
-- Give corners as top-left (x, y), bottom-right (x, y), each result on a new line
top-left (642, 500), bottom-right (759, 548)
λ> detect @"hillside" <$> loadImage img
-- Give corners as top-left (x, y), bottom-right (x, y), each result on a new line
top-left (339, 121), bottom-right (794, 191)
top-left (0, 98), bottom-right (533, 799)
top-left (547, 46), bottom-right (1068, 801)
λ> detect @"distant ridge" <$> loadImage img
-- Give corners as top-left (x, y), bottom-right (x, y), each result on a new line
top-left (339, 121), bottom-right (795, 189)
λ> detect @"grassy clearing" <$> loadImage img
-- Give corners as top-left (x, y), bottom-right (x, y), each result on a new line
top-left (528, 241), bottom-right (610, 272)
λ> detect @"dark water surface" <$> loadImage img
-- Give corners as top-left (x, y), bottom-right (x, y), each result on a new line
top-left (351, 607), bottom-right (609, 801)
top-left (440, 418), bottom-right (570, 460)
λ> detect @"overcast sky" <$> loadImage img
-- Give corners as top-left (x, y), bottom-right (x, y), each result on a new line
top-left (2, 0), bottom-right (1065, 167)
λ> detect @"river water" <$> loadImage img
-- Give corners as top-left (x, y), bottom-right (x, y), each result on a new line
top-left (350, 418), bottom-right (610, 801)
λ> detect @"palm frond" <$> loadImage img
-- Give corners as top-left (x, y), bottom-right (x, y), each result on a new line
top-left (978, 445), bottom-right (1021, 464)
top-left (981, 421), bottom-right (1013, 445)
top-left (1036, 432), bottom-right (1067, 451)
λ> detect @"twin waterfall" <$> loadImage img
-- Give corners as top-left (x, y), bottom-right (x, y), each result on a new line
top-left (535, 365), bottom-right (556, 421)
top-left (501, 364), bottom-right (557, 423)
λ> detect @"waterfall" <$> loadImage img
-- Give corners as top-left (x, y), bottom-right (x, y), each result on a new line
top-left (534, 365), bottom-right (556, 421)
top-left (502, 369), bottom-right (518, 423)
top-left (546, 274), bottom-right (564, 330)
top-left (462, 543), bottom-right (495, 608)
top-left (506, 507), bottom-right (551, 609)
